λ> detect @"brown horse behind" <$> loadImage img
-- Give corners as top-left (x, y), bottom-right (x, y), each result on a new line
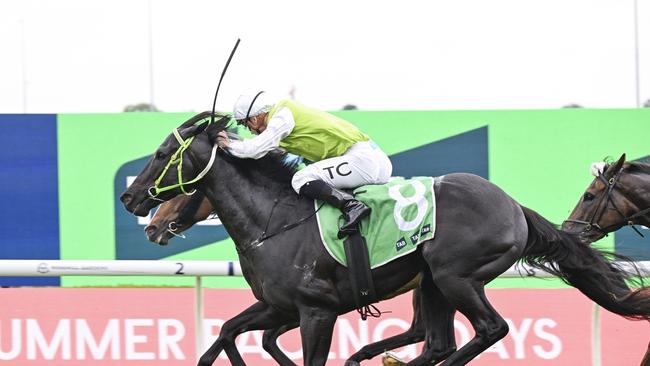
top-left (564, 154), bottom-right (650, 366)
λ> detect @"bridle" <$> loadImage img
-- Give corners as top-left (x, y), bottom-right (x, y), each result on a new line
top-left (563, 168), bottom-right (650, 238)
top-left (147, 118), bottom-right (223, 200)
top-left (165, 190), bottom-right (209, 239)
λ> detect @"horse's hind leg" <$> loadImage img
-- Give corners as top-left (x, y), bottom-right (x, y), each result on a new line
top-left (198, 301), bottom-right (292, 366)
top-left (412, 274), bottom-right (457, 364)
top-left (345, 275), bottom-right (456, 366)
top-left (415, 274), bottom-right (509, 366)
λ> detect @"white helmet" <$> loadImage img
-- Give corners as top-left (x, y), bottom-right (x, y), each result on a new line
top-left (233, 91), bottom-right (273, 121)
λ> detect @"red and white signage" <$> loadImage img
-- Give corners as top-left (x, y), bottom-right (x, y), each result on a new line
top-left (0, 288), bottom-right (647, 365)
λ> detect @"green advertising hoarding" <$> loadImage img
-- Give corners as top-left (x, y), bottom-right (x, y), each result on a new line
top-left (56, 109), bottom-right (650, 288)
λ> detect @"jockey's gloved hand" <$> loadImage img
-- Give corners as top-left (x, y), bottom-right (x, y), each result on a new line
top-left (216, 131), bottom-right (230, 149)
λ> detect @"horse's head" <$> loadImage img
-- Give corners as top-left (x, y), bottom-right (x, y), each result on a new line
top-left (144, 191), bottom-right (214, 245)
top-left (563, 153), bottom-right (650, 241)
top-left (120, 112), bottom-right (229, 216)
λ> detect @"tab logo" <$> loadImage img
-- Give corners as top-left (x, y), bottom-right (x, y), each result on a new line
top-left (420, 224), bottom-right (432, 236)
top-left (395, 237), bottom-right (407, 251)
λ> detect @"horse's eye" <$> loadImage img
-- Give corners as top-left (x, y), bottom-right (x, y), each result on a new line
top-left (155, 151), bottom-right (166, 160)
top-left (583, 192), bottom-right (595, 201)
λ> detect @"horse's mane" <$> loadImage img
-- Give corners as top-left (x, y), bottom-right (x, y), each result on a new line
top-left (626, 160), bottom-right (650, 175)
top-left (220, 131), bottom-right (303, 184)
top-left (601, 159), bottom-right (650, 176)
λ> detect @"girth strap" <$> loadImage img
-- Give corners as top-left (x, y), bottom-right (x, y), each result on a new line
top-left (343, 232), bottom-right (379, 320)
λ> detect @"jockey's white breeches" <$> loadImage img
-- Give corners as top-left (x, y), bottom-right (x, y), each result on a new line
top-left (291, 140), bottom-right (393, 194)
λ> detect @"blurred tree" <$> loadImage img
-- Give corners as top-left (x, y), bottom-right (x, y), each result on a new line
top-left (124, 103), bottom-right (159, 112)
top-left (341, 104), bottom-right (358, 110)
top-left (562, 103), bottom-right (583, 108)
top-left (643, 99), bottom-right (650, 108)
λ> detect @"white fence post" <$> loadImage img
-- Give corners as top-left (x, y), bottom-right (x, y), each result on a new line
top-left (591, 304), bottom-right (602, 366)
top-left (196, 275), bottom-right (204, 363)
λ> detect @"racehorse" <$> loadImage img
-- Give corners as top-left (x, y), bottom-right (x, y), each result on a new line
top-left (121, 113), bottom-right (650, 366)
top-left (563, 154), bottom-right (650, 366)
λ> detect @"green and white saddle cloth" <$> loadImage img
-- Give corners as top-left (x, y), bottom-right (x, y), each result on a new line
top-left (315, 176), bottom-right (436, 269)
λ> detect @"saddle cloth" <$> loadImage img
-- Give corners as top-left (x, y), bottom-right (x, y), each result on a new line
top-left (315, 176), bottom-right (436, 269)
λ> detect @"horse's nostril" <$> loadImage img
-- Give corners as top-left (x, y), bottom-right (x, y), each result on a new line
top-left (144, 225), bottom-right (157, 238)
top-left (120, 193), bottom-right (133, 205)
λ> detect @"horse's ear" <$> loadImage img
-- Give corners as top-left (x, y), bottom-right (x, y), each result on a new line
top-left (206, 115), bottom-right (233, 143)
top-left (605, 153), bottom-right (626, 178)
top-left (179, 111), bottom-right (213, 128)
top-left (179, 120), bottom-right (210, 139)
top-left (213, 114), bottom-right (232, 130)
top-left (179, 113), bottom-right (231, 139)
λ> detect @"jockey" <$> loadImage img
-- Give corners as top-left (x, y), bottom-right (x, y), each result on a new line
top-left (216, 91), bottom-right (392, 238)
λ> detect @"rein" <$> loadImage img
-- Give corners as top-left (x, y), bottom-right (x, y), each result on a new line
top-left (237, 201), bottom-right (326, 255)
top-left (235, 198), bottom-right (387, 321)
top-left (564, 170), bottom-right (649, 237)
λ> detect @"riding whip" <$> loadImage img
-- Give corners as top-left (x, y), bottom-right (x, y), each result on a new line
top-left (210, 38), bottom-right (240, 125)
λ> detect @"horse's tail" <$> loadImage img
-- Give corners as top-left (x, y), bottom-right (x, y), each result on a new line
top-left (519, 205), bottom-right (650, 320)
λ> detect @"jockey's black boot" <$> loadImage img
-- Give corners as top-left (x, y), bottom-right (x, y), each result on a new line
top-left (299, 180), bottom-right (371, 239)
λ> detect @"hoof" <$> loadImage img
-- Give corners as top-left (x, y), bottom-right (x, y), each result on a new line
top-left (382, 351), bottom-right (407, 366)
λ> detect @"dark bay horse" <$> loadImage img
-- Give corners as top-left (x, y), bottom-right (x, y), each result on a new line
top-left (121, 113), bottom-right (650, 366)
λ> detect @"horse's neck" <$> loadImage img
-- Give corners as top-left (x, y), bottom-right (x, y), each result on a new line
top-left (632, 176), bottom-right (650, 226)
top-left (200, 154), bottom-right (300, 248)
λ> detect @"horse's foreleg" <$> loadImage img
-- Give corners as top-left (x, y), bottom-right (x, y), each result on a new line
top-left (198, 301), bottom-right (291, 366)
top-left (262, 322), bottom-right (299, 366)
top-left (298, 306), bottom-right (338, 366)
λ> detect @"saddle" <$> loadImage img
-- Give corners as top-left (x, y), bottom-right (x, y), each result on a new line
top-left (316, 176), bottom-right (437, 318)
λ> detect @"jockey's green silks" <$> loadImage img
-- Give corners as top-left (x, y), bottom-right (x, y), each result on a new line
top-left (268, 99), bottom-right (369, 162)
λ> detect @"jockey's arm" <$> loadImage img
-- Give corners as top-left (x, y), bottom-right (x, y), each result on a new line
top-left (227, 107), bottom-right (295, 159)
